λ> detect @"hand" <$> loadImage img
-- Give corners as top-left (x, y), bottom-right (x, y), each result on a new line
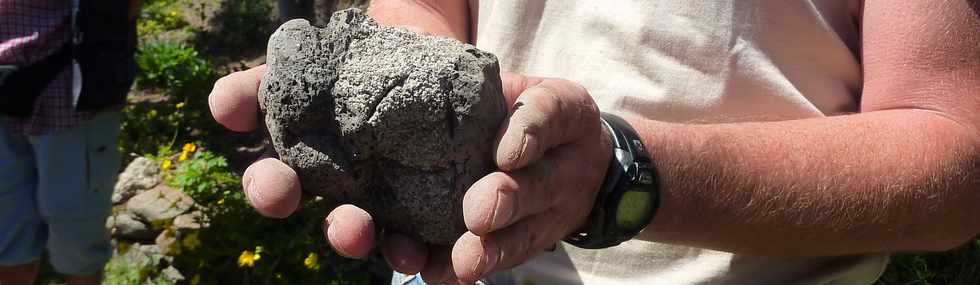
top-left (208, 65), bottom-right (377, 260)
top-left (419, 74), bottom-right (613, 283)
top-left (209, 67), bottom-right (611, 284)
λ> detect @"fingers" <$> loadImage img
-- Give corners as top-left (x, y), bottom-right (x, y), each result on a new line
top-left (451, 232), bottom-right (498, 283)
top-left (323, 205), bottom-right (375, 259)
top-left (381, 233), bottom-right (428, 274)
top-left (494, 80), bottom-right (600, 171)
top-left (455, 145), bottom-right (607, 281)
top-left (462, 157), bottom-right (562, 235)
top-left (209, 65), bottom-right (267, 132)
top-left (241, 157), bottom-right (301, 218)
top-left (453, 212), bottom-right (563, 283)
top-left (420, 246), bottom-right (455, 284)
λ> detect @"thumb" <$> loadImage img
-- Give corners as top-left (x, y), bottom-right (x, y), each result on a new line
top-left (499, 72), bottom-right (544, 111)
top-left (494, 79), bottom-right (599, 171)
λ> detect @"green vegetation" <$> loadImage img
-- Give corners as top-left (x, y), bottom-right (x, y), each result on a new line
top-left (163, 146), bottom-right (238, 203)
top-left (104, 0), bottom-right (385, 283)
top-left (146, 145), bottom-right (379, 284)
top-left (135, 43), bottom-right (214, 95)
top-left (122, 42), bottom-right (215, 159)
top-left (103, 244), bottom-right (174, 285)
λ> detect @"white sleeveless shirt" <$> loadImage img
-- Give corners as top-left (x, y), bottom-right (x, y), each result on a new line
top-left (469, 0), bottom-right (888, 284)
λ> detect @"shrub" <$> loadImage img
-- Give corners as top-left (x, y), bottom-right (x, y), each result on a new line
top-left (164, 145), bottom-right (238, 203)
top-left (136, 43), bottom-right (215, 96)
top-left (123, 43), bottom-right (216, 157)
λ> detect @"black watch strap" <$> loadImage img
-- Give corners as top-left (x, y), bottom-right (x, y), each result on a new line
top-left (563, 112), bottom-right (659, 249)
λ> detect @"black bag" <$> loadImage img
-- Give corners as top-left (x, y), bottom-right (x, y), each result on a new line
top-left (0, 0), bottom-right (137, 117)
top-left (0, 44), bottom-right (73, 117)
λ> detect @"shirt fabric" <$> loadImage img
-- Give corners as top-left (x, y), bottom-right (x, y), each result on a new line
top-left (471, 0), bottom-right (888, 284)
top-left (0, 0), bottom-right (94, 135)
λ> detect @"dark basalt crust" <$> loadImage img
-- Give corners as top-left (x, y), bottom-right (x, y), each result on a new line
top-left (257, 8), bottom-right (506, 245)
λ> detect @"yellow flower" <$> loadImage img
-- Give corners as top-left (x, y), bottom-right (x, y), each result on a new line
top-left (161, 159), bottom-right (172, 170)
top-left (182, 143), bottom-right (197, 153)
top-left (182, 231), bottom-right (201, 251)
top-left (303, 252), bottom-right (318, 270)
top-left (178, 152), bottom-right (189, 161)
top-left (175, 102), bottom-right (185, 109)
top-left (238, 250), bottom-right (261, 267)
top-left (217, 198), bottom-right (225, 205)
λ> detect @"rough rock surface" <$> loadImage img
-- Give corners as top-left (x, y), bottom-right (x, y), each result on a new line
top-left (126, 185), bottom-right (195, 223)
top-left (107, 212), bottom-right (156, 240)
top-left (258, 9), bottom-right (506, 244)
top-left (113, 157), bottom-right (162, 204)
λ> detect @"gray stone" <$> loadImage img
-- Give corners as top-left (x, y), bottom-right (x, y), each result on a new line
top-left (107, 212), bottom-right (157, 240)
top-left (126, 185), bottom-right (195, 223)
top-left (113, 157), bottom-right (162, 204)
top-left (172, 210), bottom-right (205, 230)
top-left (160, 266), bottom-right (185, 283)
top-left (258, 9), bottom-right (506, 244)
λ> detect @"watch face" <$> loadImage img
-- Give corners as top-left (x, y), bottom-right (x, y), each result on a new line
top-left (615, 188), bottom-right (654, 231)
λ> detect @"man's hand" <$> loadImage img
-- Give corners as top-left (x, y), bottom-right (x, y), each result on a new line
top-left (209, 65), bottom-right (378, 260)
top-left (445, 75), bottom-right (612, 283)
top-left (209, 67), bottom-right (612, 283)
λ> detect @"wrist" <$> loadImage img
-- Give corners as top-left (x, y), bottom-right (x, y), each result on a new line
top-left (564, 112), bottom-right (661, 249)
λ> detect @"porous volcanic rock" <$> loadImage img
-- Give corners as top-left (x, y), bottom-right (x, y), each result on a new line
top-left (258, 9), bottom-right (506, 244)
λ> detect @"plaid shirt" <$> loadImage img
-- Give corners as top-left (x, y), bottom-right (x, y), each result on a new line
top-left (0, 0), bottom-right (95, 135)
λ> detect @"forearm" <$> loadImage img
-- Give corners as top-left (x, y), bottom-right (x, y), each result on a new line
top-left (632, 110), bottom-right (980, 256)
top-left (367, 0), bottom-right (470, 42)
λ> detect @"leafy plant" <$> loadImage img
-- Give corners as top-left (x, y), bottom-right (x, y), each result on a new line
top-left (165, 147), bottom-right (238, 203)
top-left (123, 43), bottom-right (216, 157)
top-left (136, 43), bottom-right (215, 96)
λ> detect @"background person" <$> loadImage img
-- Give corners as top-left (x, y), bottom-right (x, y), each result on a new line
top-left (0, 0), bottom-right (138, 284)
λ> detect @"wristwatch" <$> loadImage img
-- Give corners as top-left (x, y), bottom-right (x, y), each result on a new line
top-left (563, 112), bottom-right (660, 249)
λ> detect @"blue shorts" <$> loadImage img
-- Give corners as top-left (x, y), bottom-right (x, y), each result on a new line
top-left (0, 111), bottom-right (121, 275)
